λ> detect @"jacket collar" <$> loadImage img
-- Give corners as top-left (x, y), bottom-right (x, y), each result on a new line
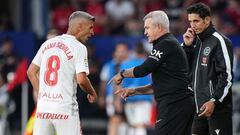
top-left (197, 23), bottom-right (216, 40)
top-left (153, 33), bottom-right (171, 45)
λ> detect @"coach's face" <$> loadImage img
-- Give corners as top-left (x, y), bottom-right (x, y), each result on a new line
top-left (188, 13), bottom-right (210, 34)
top-left (144, 18), bottom-right (161, 43)
top-left (78, 20), bottom-right (94, 43)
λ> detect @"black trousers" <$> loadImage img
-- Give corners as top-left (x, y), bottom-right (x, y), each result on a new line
top-left (154, 96), bottom-right (195, 135)
top-left (192, 111), bottom-right (232, 135)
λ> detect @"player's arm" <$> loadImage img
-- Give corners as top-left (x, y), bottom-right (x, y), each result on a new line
top-left (27, 63), bottom-right (40, 94)
top-left (77, 72), bottom-right (97, 103)
top-left (98, 80), bottom-right (106, 108)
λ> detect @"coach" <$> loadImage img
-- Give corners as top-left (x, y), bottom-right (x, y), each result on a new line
top-left (183, 3), bottom-right (233, 135)
top-left (110, 10), bottom-right (195, 135)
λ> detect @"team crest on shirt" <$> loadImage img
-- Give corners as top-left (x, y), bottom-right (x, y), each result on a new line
top-left (201, 57), bottom-right (208, 66)
top-left (203, 47), bottom-right (211, 56)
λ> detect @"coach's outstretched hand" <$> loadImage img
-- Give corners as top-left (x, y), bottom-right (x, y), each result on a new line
top-left (87, 92), bottom-right (98, 103)
top-left (108, 73), bottom-right (123, 85)
top-left (114, 88), bottom-right (136, 100)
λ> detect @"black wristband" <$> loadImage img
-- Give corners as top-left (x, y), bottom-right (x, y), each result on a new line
top-left (120, 69), bottom-right (125, 78)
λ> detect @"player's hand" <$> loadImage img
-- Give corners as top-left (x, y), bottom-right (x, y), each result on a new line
top-left (114, 88), bottom-right (136, 101)
top-left (107, 73), bottom-right (123, 85)
top-left (87, 93), bottom-right (98, 103)
top-left (183, 28), bottom-right (195, 46)
top-left (198, 100), bottom-right (215, 117)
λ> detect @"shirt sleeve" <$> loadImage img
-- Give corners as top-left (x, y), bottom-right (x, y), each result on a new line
top-left (212, 34), bottom-right (233, 102)
top-left (100, 64), bottom-right (109, 81)
top-left (75, 46), bottom-right (89, 75)
top-left (133, 43), bottom-right (168, 77)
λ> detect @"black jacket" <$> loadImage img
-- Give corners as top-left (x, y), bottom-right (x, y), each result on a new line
top-left (183, 24), bottom-right (233, 113)
top-left (134, 33), bottom-right (193, 103)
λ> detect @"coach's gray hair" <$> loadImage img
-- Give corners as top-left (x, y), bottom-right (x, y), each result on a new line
top-left (69, 11), bottom-right (95, 22)
top-left (143, 10), bottom-right (169, 32)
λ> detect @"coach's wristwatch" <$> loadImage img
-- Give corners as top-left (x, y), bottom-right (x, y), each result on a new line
top-left (210, 98), bottom-right (217, 105)
top-left (120, 69), bottom-right (125, 78)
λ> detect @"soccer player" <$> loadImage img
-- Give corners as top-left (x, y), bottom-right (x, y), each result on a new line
top-left (99, 43), bottom-right (129, 135)
top-left (120, 43), bottom-right (153, 135)
top-left (27, 11), bottom-right (97, 135)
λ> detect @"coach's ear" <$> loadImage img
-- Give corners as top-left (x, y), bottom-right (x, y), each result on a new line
top-left (204, 16), bottom-right (211, 26)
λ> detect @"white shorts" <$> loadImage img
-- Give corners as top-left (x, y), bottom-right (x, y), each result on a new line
top-left (33, 112), bottom-right (82, 135)
top-left (106, 96), bottom-right (115, 117)
top-left (124, 101), bottom-right (152, 126)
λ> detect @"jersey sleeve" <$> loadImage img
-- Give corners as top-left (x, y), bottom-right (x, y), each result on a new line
top-left (75, 46), bottom-right (89, 75)
top-left (133, 43), bottom-right (168, 77)
top-left (100, 64), bottom-right (109, 81)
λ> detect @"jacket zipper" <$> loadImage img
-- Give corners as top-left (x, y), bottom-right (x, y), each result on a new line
top-left (209, 80), bottom-right (214, 96)
top-left (193, 38), bottom-right (202, 113)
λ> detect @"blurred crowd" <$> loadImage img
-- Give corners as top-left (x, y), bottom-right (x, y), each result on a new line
top-left (49, 0), bottom-right (240, 36)
top-left (0, 0), bottom-right (240, 135)
top-left (0, 0), bottom-right (240, 36)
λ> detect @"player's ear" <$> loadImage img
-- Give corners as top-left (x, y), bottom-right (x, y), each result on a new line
top-left (77, 22), bottom-right (83, 30)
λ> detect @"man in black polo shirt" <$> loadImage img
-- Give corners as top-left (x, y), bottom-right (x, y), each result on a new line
top-left (110, 10), bottom-right (195, 135)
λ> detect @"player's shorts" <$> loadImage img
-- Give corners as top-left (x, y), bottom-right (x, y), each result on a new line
top-left (106, 96), bottom-right (124, 117)
top-left (154, 96), bottom-right (195, 135)
top-left (124, 101), bottom-right (152, 126)
top-left (33, 111), bottom-right (82, 135)
top-left (192, 110), bottom-right (232, 135)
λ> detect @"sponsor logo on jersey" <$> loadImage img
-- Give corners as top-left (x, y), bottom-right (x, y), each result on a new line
top-left (149, 49), bottom-right (163, 61)
top-left (215, 129), bottom-right (220, 135)
top-left (151, 49), bottom-right (163, 58)
top-left (38, 91), bottom-right (63, 101)
top-left (36, 112), bottom-right (69, 119)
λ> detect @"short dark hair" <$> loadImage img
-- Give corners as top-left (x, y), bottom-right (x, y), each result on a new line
top-left (187, 2), bottom-right (211, 19)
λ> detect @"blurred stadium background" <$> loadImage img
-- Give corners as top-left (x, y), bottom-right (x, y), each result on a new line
top-left (0, 0), bottom-right (240, 135)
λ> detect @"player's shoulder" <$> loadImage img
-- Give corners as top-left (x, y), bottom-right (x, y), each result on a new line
top-left (42, 36), bottom-right (59, 45)
top-left (59, 34), bottom-right (87, 50)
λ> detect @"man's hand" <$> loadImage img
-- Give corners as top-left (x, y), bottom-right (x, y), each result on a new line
top-left (108, 73), bottom-right (123, 85)
top-left (198, 100), bottom-right (215, 117)
top-left (183, 28), bottom-right (195, 46)
top-left (114, 88), bottom-right (136, 100)
top-left (87, 93), bottom-right (98, 103)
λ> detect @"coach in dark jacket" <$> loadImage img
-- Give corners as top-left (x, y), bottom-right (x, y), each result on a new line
top-left (110, 10), bottom-right (195, 135)
top-left (182, 3), bottom-right (233, 135)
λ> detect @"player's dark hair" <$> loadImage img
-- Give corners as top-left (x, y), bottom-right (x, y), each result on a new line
top-left (187, 2), bottom-right (211, 19)
top-left (114, 42), bottom-right (129, 52)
